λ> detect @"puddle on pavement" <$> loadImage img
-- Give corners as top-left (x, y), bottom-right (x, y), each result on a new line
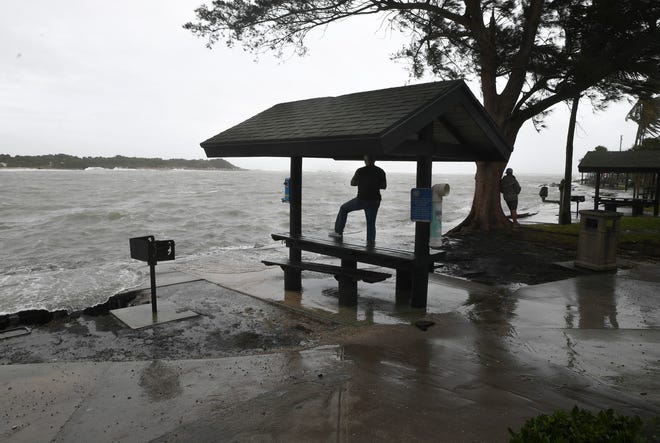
top-left (214, 268), bottom-right (487, 327)
top-left (139, 360), bottom-right (183, 401)
top-left (513, 273), bottom-right (660, 330)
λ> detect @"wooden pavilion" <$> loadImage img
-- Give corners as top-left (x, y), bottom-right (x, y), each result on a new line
top-left (200, 80), bottom-right (513, 308)
top-left (578, 151), bottom-right (660, 216)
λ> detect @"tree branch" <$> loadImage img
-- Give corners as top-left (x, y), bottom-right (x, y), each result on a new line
top-left (499, 0), bottom-right (546, 113)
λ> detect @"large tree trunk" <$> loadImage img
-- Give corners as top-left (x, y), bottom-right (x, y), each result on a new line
top-left (450, 160), bottom-right (510, 233)
top-left (448, 0), bottom-right (546, 234)
top-left (449, 101), bottom-right (520, 233)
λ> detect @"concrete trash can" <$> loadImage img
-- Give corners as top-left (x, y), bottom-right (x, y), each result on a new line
top-left (575, 210), bottom-right (622, 271)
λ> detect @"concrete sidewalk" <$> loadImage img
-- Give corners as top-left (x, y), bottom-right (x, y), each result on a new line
top-left (1, 260), bottom-right (659, 442)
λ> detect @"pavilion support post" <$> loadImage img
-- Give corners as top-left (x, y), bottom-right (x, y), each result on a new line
top-left (653, 172), bottom-right (660, 217)
top-left (285, 156), bottom-right (302, 291)
top-left (594, 173), bottom-right (601, 210)
top-left (338, 259), bottom-right (358, 306)
top-left (411, 153), bottom-right (432, 309)
top-left (395, 268), bottom-right (413, 304)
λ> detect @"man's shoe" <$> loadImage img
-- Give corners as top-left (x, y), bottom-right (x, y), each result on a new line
top-left (328, 231), bottom-right (343, 239)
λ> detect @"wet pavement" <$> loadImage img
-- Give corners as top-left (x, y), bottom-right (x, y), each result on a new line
top-left (1, 257), bottom-right (660, 442)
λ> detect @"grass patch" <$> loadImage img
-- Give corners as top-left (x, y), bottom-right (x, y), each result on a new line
top-left (523, 216), bottom-right (660, 259)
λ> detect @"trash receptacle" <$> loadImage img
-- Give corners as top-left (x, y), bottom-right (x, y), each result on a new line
top-left (429, 183), bottom-right (450, 249)
top-left (575, 210), bottom-right (621, 271)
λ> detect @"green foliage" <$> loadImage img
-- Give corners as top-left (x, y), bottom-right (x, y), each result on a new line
top-left (594, 216), bottom-right (653, 231)
top-left (184, 0), bottom-right (659, 232)
top-left (509, 407), bottom-right (644, 443)
top-left (627, 96), bottom-right (660, 146)
top-left (640, 416), bottom-right (660, 442)
top-left (534, 216), bottom-right (660, 235)
top-left (184, 0), bottom-right (660, 132)
top-left (631, 137), bottom-right (660, 152)
top-left (0, 154), bottom-right (239, 170)
top-left (527, 217), bottom-right (660, 258)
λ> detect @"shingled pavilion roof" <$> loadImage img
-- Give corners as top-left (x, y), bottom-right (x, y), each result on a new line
top-left (579, 150), bottom-right (660, 174)
top-left (201, 80), bottom-right (512, 162)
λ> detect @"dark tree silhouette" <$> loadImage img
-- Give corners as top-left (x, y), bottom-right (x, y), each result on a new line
top-left (185, 0), bottom-right (659, 231)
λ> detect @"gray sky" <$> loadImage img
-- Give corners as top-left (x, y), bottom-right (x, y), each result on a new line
top-left (2, 0), bottom-right (639, 174)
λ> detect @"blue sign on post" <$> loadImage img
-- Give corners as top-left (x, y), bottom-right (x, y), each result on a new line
top-left (282, 177), bottom-right (290, 203)
top-left (410, 188), bottom-right (432, 222)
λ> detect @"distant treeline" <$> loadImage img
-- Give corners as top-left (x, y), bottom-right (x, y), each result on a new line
top-left (0, 154), bottom-right (240, 170)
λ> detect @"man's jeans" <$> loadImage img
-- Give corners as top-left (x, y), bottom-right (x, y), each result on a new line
top-left (334, 198), bottom-right (380, 244)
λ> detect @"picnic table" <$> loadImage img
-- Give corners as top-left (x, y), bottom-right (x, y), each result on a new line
top-left (596, 197), bottom-right (653, 216)
top-left (264, 233), bottom-right (445, 306)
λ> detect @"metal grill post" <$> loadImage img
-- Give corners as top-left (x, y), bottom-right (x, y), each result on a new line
top-left (129, 236), bottom-right (175, 316)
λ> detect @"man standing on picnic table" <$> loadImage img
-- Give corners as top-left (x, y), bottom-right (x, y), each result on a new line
top-left (329, 155), bottom-right (387, 246)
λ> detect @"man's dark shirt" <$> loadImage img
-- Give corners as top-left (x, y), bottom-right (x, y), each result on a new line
top-left (352, 165), bottom-right (387, 200)
top-left (500, 174), bottom-right (521, 201)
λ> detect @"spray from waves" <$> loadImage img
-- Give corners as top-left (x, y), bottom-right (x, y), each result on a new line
top-left (0, 261), bottom-right (143, 316)
top-left (0, 169), bottom-right (569, 315)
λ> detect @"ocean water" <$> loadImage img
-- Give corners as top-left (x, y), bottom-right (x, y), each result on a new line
top-left (0, 168), bottom-right (593, 315)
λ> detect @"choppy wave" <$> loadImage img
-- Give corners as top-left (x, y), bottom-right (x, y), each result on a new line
top-left (0, 168), bottom-right (586, 315)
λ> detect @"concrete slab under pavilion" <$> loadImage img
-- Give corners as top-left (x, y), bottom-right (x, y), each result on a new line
top-left (199, 80), bottom-right (513, 308)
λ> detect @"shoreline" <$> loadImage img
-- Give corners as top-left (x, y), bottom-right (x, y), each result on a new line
top-left (0, 167), bottom-right (243, 171)
top-left (3, 221), bottom-right (658, 328)
top-left (0, 290), bottom-right (139, 331)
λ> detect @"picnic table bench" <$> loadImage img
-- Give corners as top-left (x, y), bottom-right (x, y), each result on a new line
top-left (261, 259), bottom-right (391, 306)
top-left (596, 197), bottom-right (652, 216)
top-left (268, 233), bottom-right (445, 306)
